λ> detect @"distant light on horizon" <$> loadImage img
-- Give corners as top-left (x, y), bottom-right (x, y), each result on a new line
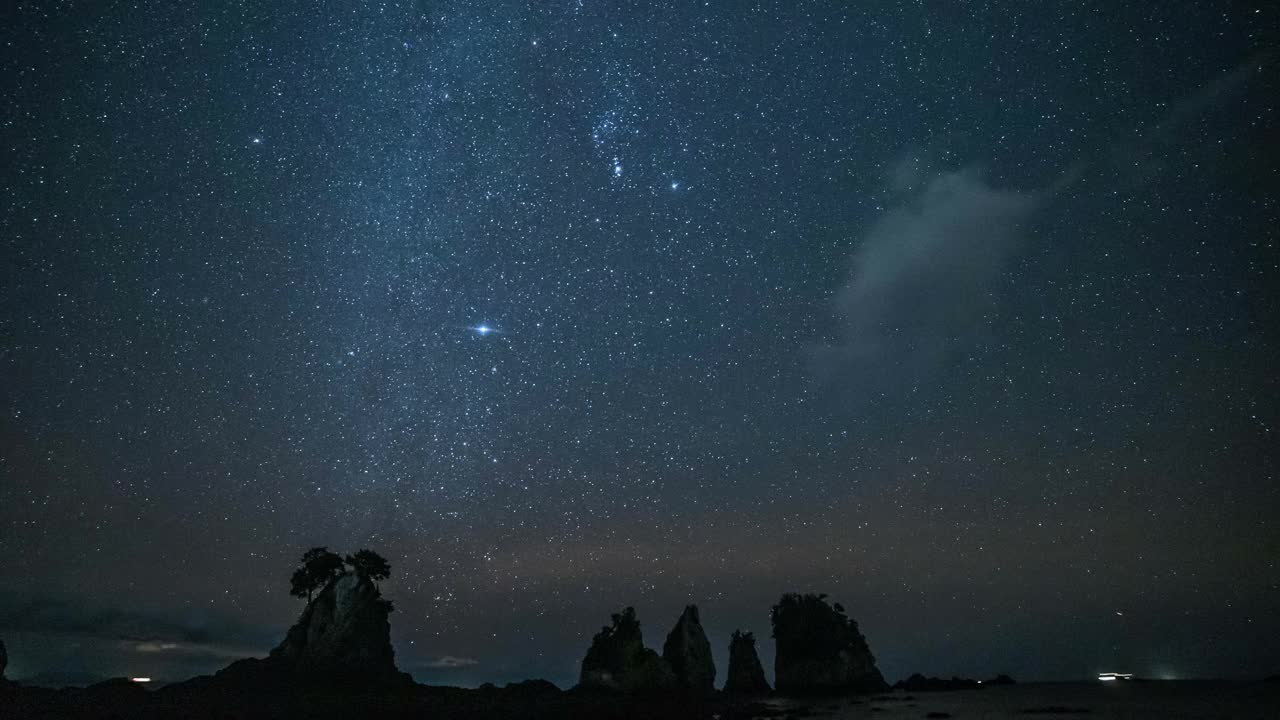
top-left (1098, 672), bottom-right (1133, 682)
top-left (130, 677), bottom-right (152, 683)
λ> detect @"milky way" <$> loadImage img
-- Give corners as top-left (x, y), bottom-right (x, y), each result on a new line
top-left (1, 1), bottom-right (1277, 687)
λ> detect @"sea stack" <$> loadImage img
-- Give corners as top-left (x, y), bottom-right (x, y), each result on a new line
top-left (724, 630), bottom-right (771, 694)
top-left (268, 572), bottom-right (399, 680)
top-left (661, 605), bottom-right (716, 693)
top-left (771, 593), bottom-right (887, 694)
top-left (212, 571), bottom-right (406, 688)
top-left (578, 607), bottom-right (676, 692)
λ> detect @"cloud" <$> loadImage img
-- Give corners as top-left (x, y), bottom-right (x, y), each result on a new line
top-left (425, 655), bottom-right (480, 669)
top-left (810, 56), bottom-right (1272, 401)
top-left (132, 641), bottom-right (182, 653)
top-left (811, 165), bottom-right (1041, 394)
top-left (0, 592), bottom-right (275, 651)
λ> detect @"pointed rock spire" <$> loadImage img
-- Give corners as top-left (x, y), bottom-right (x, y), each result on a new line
top-left (662, 605), bottom-right (716, 693)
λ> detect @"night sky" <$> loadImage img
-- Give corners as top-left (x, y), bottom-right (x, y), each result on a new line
top-left (2, 1), bottom-right (1278, 689)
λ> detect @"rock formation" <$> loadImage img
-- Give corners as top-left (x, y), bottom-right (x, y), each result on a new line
top-left (724, 630), bottom-right (771, 694)
top-left (771, 593), bottom-right (887, 694)
top-left (269, 572), bottom-right (399, 680)
top-left (214, 572), bottom-right (407, 688)
top-left (894, 673), bottom-right (981, 691)
top-left (578, 606), bottom-right (676, 692)
top-left (661, 605), bottom-right (715, 693)
top-left (1, 637), bottom-right (7, 680)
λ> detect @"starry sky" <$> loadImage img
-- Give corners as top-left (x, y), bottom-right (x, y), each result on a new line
top-left (2, 0), bottom-right (1278, 689)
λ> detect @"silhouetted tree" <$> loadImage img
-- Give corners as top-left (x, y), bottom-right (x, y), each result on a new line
top-left (288, 546), bottom-right (345, 602)
top-left (346, 548), bottom-right (391, 584)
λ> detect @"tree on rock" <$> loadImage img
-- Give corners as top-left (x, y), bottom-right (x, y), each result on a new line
top-left (289, 547), bottom-right (346, 602)
top-left (724, 630), bottom-right (770, 694)
top-left (345, 549), bottom-right (391, 584)
top-left (771, 592), bottom-right (887, 694)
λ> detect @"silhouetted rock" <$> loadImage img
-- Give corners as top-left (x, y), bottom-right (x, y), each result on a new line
top-left (85, 677), bottom-right (150, 701)
top-left (771, 593), bottom-right (887, 694)
top-left (987, 673), bottom-right (1016, 685)
top-left (894, 673), bottom-right (981, 691)
top-left (503, 678), bottom-right (561, 696)
top-left (0, 637), bottom-right (6, 679)
top-left (662, 605), bottom-right (716, 693)
top-left (268, 571), bottom-right (403, 683)
top-left (724, 630), bottom-right (771, 694)
top-left (579, 606), bottom-right (677, 692)
top-left (198, 571), bottom-right (410, 692)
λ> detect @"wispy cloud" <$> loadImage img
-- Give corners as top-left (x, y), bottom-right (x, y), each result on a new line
top-left (0, 592), bottom-right (275, 651)
top-left (811, 55), bottom-right (1270, 398)
top-left (811, 166), bottom-right (1040, 393)
top-left (425, 655), bottom-right (480, 669)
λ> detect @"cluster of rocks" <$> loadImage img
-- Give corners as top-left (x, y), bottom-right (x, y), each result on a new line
top-left (578, 593), bottom-right (888, 696)
top-left (578, 606), bottom-right (678, 692)
top-left (4, 579), bottom-right (895, 702)
top-left (578, 604), bottom-right (752, 694)
top-left (894, 672), bottom-right (1016, 691)
top-left (895, 673), bottom-right (982, 691)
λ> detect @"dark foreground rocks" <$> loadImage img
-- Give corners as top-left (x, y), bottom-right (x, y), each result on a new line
top-left (771, 593), bottom-right (887, 694)
top-left (724, 630), bottom-right (771, 694)
top-left (0, 680), bottom-right (780, 720)
top-left (895, 673), bottom-right (982, 691)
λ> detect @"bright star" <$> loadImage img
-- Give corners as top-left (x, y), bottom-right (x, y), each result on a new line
top-left (671, 181), bottom-right (680, 190)
top-left (613, 160), bottom-right (623, 177)
top-left (472, 325), bottom-right (494, 336)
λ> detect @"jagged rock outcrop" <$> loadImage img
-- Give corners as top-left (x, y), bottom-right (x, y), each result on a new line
top-left (662, 605), bottom-right (715, 693)
top-left (269, 572), bottom-right (399, 681)
top-left (724, 630), bottom-right (771, 694)
top-left (1, 637), bottom-right (7, 679)
top-left (771, 593), bottom-right (887, 694)
top-left (578, 607), bottom-right (676, 693)
top-left (210, 572), bottom-right (407, 688)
